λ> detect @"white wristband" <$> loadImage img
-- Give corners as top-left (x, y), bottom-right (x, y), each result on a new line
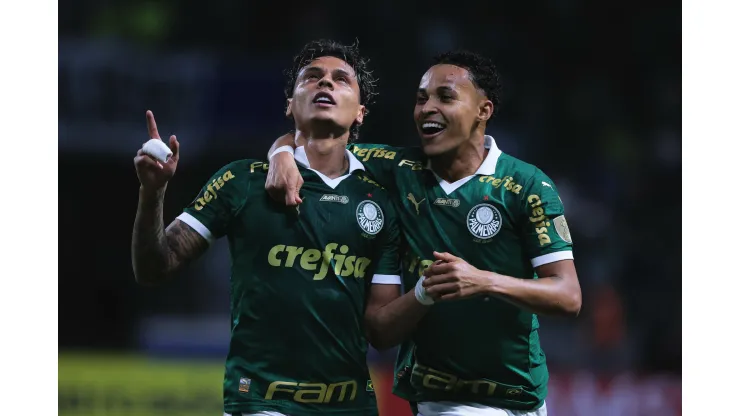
top-left (414, 276), bottom-right (435, 305)
top-left (142, 138), bottom-right (173, 163)
top-left (270, 145), bottom-right (295, 160)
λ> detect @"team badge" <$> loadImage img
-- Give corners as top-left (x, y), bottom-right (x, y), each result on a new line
top-left (467, 203), bottom-right (503, 241)
top-left (553, 215), bottom-right (572, 243)
top-left (356, 200), bottom-right (384, 235)
top-left (239, 377), bottom-right (251, 393)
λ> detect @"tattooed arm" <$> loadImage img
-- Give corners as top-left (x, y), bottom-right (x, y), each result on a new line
top-left (131, 187), bottom-right (209, 286)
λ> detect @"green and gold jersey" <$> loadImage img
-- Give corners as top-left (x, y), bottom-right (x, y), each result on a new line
top-left (177, 148), bottom-right (401, 416)
top-left (348, 136), bottom-right (574, 411)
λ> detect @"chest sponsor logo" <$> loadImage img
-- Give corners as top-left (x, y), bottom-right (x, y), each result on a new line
top-left (356, 200), bottom-right (384, 235)
top-left (319, 194), bottom-right (349, 204)
top-left (467, 203), bottom-right (503, 241)
top-left (433, 198), bottom-right (460, 207)
top-left (267, 242), bottom-right (371, 280)
top-left (406, 193), bottom-right (426, 215)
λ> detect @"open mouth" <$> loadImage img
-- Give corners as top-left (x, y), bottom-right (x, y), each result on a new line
top-left (420, 121), bottom-right (446, 136)
top-left (313, 92), bottom-right (336, 106)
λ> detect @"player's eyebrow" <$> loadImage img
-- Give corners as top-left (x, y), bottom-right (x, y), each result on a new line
top-left (436, 85), bottom-right (456, 95)
top-left (333, 68), bottom-right (354, 79)
top-left (301, 66), bottom-right (355, 81)
top-left (301, 66), bottom-right (325, 77)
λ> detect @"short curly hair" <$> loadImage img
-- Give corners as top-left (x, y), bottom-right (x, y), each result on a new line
top-left (284, 39), bottom-right (378, 142)
top-left (433, 50), bottom-right (502, 116)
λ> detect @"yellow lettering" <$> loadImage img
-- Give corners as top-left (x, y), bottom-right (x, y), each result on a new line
top-left (341, 256), bottom-right (356, 277)
top-left (538, 234), bottom-right (551, 245)
top-left (423, 367), bottom-right (456, 391)
top-left (333, 245), bottom-right (350, 275)
top-left (206, 184), bottom-right (217, 199)
top-left (376, 149), bottom-right (387, 158)
top-left (223, 170), bottom-right (235, 180)
top-left (513, 184), bottom-right (522, 194)
top-left (194, 198), bottom-right (205, 211)
top-left (408, 256), bottom-right (420, 273)
top-left (456, 379), bottom-right (497, 395)
top-left (294, 383), bottom-right (326, 403)
top-left (527, 194), bottom-right (541, 205)
top-left (268, 245), bottom-right (286, 267)
top-left (492, 179), bottom-right (502, 187)
top-left (384, 151), bottom-right (396, 159)
top-left (203, 190), bottom-right (213, 202)
top-left (325, 380), bottom-right (357, 403)
top-left (412, 364), bottom-right (498, 397)
top-left (354, 257), bottom-right (371, 278)
top-left (267, 243), bottom-right (369, 279)
top-left (529, 215), bottom-right (546, 223)
top-left (532, 207), bottom-right (544, 217)
top-left (265, 381), bottom-right (297, 400)
top-left (357, 148), bottom-right (368, 157)
top-left (314, 243), bottom-right (338, 280)
top-left (217, 177), bottom-right (225, 188)
top-left (362, 148), bottom-right (374, 162)
top-left (419, 260), bottom-right (434, 277)
top-left (250, 162), bottom-right (264, 173)
top-left (284, 246), bottom-right (304, 267)
top-left (300, 249), bottom-right (321, 271)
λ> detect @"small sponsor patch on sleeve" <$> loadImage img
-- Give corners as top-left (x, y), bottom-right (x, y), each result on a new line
top-left (553, 215), bottom-right (572, 243)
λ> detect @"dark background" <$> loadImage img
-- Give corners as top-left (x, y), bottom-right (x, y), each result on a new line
top-left (58, 0), bottom-right (681, 414)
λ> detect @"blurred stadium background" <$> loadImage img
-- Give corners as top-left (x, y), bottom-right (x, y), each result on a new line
top-left (58, 1), bottom-right (681, 414)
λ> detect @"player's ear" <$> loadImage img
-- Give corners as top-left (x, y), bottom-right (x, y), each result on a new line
top-left (285, 98), bottom-right (293, 117)
top-left (355, 105), bottom-right (366, 126)
top-left (477, 99), bottom-right (494, 122)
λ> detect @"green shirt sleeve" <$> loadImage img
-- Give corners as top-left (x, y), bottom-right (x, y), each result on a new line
top-left (178, 161), bottom-right (252, 243)
top-left (347, 143), bottom-right (405, 188)
top-left (519, 169), bottom-right (574, 268)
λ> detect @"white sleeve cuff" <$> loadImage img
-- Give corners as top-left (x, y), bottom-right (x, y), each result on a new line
top-left (531, 251), bottom-right (574, 268)
top-left (177, 212), bottom-right (215, 245)
top-left (270, 145), bottom-right (295, 160)
top-left (371, 274), bottom-right (402, 284)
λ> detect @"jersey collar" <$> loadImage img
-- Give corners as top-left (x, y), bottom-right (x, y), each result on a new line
top-left (424, 135), bottom-right (502, 195)
top-left (294, 146), bottom-right (365, 189)
top-left (424, 135), bottom-right (501, 175)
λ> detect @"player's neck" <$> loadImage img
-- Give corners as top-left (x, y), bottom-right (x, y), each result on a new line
top-left (295, 129), bottom-right (350, 179)
top-left (430, 133), bottom-right (488, 183)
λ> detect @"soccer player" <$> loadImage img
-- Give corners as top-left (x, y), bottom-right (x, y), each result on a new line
top-left (265, 51), bottom-right (582, 416)
top-left (131, 40), bottom-right (426, 416)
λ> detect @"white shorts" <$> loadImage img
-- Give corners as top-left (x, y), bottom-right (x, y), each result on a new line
top-left (417, 401), bottom-right (547, 416)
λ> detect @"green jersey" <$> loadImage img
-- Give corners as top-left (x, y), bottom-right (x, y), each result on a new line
top-left (348, 136), bottom-right (574, 411)
top-left (177, 148), bottom-right (402, 415)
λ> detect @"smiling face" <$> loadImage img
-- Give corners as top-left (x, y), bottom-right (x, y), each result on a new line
top-left (287, 56), bottom-right (365, 136)
top-left (414, 64), bottom-right (493, 156)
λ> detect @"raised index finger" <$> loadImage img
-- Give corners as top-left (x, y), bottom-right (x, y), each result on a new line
top-left (146, 110), bottom-right (161, 140)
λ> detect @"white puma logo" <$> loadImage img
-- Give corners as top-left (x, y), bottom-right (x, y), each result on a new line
top-left (542, 182), bottom-right (553, 188)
